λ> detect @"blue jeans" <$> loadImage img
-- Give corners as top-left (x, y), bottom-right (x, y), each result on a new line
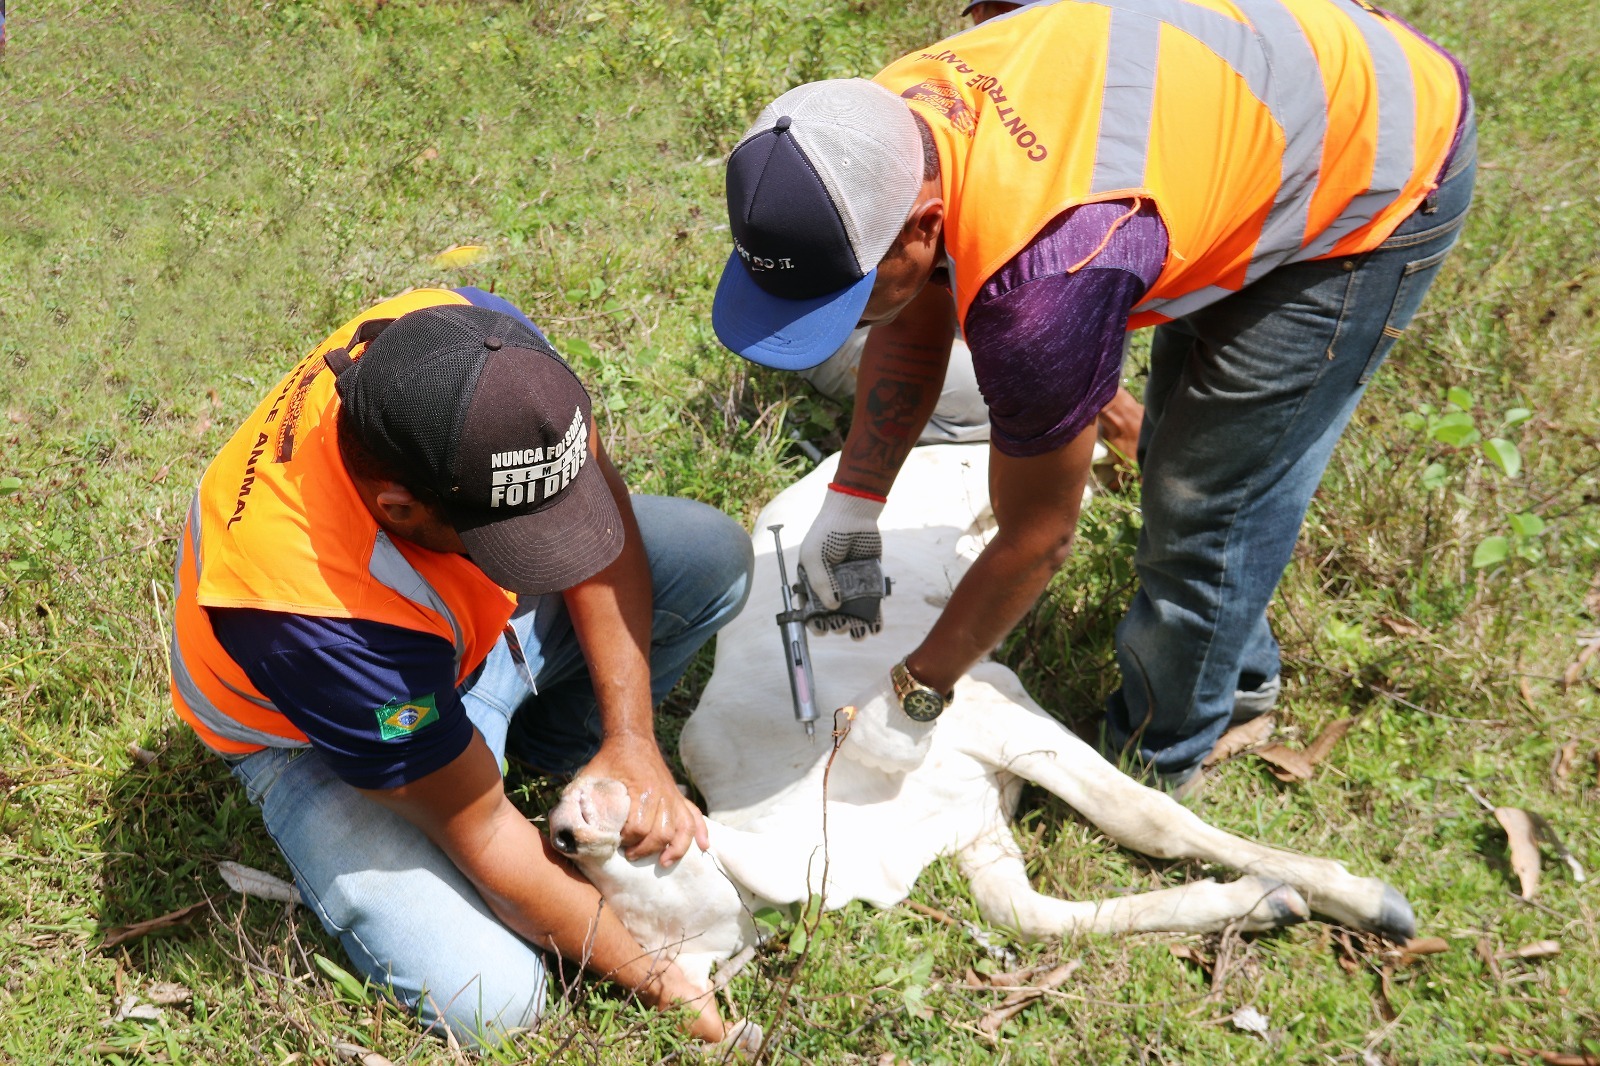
top-left (227, 496), bottom-right (752, 1044)
top-left (1105, 111), bottom-right (1477, 782)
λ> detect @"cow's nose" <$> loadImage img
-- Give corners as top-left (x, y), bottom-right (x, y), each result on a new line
top-left (553, 827), bottom-right (578, 855)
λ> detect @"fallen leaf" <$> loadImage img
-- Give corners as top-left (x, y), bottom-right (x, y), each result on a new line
top-left (1397, 936), bottom-right (1449, 965)
top-left (1203, 715), bottom-right (1275, 769)
top-left (976, 962), bottom-right (1079, 1035)
top-left (218, 861), bottom-right (300, 904)
top-left (1499, 939), bottom-right (1561, 961)
top-left (191, 415), bottom-right (212, 438)
top-left (101, 901), bottom-right (208, 949)
top-left (1476, 937), bottom-right (1503, 982)
top-left (1332, 928), bottom-right (1362, 975)
top-left (125, 742), bottom-right (158, 766)
top-left (1494, 807), bottom-right (1542, 899)
top-left (1230, 1005), bottom-right (1270, 1037)
top-left (149, 463), bottom-right (170, 484)
top-left (431, 244), bottom-right (486, 268)
top-left (1256, 718), bottom-right (1355, 782)
top-left (1552, 740), bottom-right (1578, 784)
top-left (1489, 1046), bottom-right (1600, 1065)
top-left (1169, 942), bottom-right (1213, 973)
top-left (1562, 636), bottom-right (1600, 690)
top-left (333, 1044), bottom-right (397, 1066)
top-left (111, 996), bottom-right (164, 1023)
top-left (1375, 962), bottom-right (1400, 1022)
top-left (1376, 615), bottom-right (1423, 637)
top-left (147, 982), bottom-right (192, 1006)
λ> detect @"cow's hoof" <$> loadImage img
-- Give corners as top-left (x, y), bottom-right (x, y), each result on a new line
top-left (716, 1018), bottom-right (763, 1056)
top-left (1373, 883), bottom-right (1417, 943)
top-left (1260, 880), bottom-right (1310, 927)
top-left (1235, 876), bottom-right (1309, 931)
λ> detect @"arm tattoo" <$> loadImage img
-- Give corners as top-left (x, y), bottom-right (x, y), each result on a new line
top-left (840, 376), bottom-right (929, 482)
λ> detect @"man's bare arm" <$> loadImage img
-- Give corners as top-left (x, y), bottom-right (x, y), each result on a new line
top-left (563, 438), bottom-right (708, 866)
top-left (904, 422), bottom-right (1099, 693)
top-left (835, 283), bottom-right (957, 497)
top-left (363, 734), bottom-right (725, 1041)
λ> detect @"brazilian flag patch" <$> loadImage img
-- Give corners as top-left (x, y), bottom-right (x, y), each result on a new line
top-left (375, 693), bottom-right (440, 741)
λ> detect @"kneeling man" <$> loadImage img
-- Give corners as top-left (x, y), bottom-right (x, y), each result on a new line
top-left (169, 287), bottom-right (752, 1044)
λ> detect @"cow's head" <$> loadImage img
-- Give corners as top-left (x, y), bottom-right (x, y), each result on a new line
top-left (548, 776), bottom-right (630, 861)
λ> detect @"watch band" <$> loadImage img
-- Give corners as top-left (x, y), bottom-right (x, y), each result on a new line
top-left (891, 658), bottom-right (952, 722)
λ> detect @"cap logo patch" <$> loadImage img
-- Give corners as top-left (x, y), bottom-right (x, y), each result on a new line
top-left (376, 693), bottom-right (440, 740)
top-left (488, 406), bottom-right (587, 508)
top-left (733, 237), bottom-right (795, 273)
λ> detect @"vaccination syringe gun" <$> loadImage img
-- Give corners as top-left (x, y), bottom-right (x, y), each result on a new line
top-left (768, 525), bottom-right (821, 738)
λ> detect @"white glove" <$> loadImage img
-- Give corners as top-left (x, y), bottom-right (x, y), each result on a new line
top-left (838, 671), bottom-right (936, 773)
top-left (797, 486), bottom-right (886, 640)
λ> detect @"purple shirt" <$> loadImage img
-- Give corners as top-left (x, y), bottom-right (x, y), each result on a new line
top-left (965, 199), bottom-right (1167, 457)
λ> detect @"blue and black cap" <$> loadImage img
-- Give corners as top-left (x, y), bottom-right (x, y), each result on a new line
top-left (713, 79), bottom-right (924, 371)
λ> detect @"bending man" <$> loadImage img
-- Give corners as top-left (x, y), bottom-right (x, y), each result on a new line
top-left (713, 0), bottom-right (1473, 787)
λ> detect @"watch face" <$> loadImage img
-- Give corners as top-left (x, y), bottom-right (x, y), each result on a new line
top-left (901, 689), bottom-right (945, 722)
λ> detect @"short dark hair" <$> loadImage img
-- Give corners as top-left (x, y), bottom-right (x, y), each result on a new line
top-left (911, 111), bottom-right (939, 182)
top-left (335, 407), bottom-right (445, 512)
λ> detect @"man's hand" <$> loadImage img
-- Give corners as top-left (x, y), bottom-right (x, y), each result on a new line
top-left (1094, 386), bottom-right (1144, 491)
top-left (838, 669), bottom-right (936, 773)
top-left (363, 732), bottom-right (724, 1038)
top-left (581, 731), bottom-right (708, 867)
top-left (797, 486), bottom-right (887, 639)
top-left (641, 956), bottom-right (726, 1043)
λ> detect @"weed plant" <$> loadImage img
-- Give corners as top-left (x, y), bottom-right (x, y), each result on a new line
top-left (2, 0), bottom-right (1596, 1062)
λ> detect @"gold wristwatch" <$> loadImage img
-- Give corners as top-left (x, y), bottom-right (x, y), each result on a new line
top-left (890, 659), bottom-right (953, 722)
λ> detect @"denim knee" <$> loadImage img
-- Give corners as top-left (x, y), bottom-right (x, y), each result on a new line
top-left (634, 495), bottom-right (754, 634)
top-left (420, 960), bottom-right (546, 1049)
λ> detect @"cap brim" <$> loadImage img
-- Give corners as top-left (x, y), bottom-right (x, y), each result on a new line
top-left (454, 457), bottom-right (624, 597)
top-left (712, 251), bottom-right (875, 371)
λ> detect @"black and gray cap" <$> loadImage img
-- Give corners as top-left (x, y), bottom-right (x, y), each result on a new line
top-left (713, 79), bottom-right (924, 371)
top-left (334, 304), bottom-right (623, 596)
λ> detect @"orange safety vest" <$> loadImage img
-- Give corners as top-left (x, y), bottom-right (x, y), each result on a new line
top-left (874, 0), bottom-right (1464, 328)
top-left (169, 290), bottom-right (519, 755)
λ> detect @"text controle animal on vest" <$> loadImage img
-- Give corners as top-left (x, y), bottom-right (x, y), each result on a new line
top-left (550, 445), bottom-right (1416, 992)
top-left (878, 0), bottom-right (1463, 327)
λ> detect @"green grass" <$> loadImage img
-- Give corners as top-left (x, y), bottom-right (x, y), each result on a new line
top-left (3, 0), bottom-right (1598, 1062)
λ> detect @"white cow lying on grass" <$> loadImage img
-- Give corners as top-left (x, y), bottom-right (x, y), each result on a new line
top-left (549, 444), bottom-right (1415, 998)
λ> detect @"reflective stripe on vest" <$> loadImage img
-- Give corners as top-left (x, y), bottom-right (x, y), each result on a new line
top-left (369, 530), bottom-right (468, 668)
top-left (169, 496), bottom-right (482, 753)
top-left (169, 496), bottom-right (300, 750)
top-left (879, 0), bottom-right (1461, 326)
top-left (1075, 0), bottom-right (1419, 316)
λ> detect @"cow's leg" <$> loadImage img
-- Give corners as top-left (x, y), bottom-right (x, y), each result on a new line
top-left (960, 674), bottom-right (1416, 940)
top-left (957, 822), bottom-right (1307, 936)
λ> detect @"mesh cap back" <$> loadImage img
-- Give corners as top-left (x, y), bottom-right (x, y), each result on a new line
top-left (736, 80), bottom-right (923, 277)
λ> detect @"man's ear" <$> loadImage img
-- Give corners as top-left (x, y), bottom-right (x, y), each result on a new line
top-left (371, 482), bottom-right (425, 526)
top-left (903, 195), bottom-right (945, 252)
